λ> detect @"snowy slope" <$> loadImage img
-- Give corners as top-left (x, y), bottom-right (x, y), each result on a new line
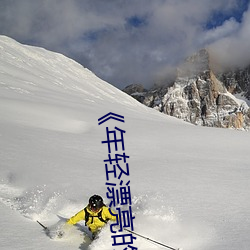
top-left (0, 36), bottom-right (250, 250)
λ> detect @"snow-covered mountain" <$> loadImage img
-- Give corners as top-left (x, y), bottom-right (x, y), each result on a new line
top-left (1, 36), bottom-right (250, 250)
top-left (124, 49), bottom-right (250, 130)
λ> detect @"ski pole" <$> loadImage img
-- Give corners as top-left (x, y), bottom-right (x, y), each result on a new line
top-left (37, 220), bottom-right (48, 230)
top-left (124, 228), bottom-right (181, 250)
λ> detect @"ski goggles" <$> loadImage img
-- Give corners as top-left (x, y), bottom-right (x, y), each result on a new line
top-left (90, 204), bottom-right (101, 212)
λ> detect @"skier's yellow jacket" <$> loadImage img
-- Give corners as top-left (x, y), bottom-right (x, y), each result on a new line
top-left (67, 206), bottom-right (116, 233)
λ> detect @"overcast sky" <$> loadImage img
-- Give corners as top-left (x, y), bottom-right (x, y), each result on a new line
top-left (0, 0), bottom-right (249, 89)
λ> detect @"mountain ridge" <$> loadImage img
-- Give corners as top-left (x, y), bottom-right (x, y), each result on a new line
top-left (123, 49), bottom-right (250, 130)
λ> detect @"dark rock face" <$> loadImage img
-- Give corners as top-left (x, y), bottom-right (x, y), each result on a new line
top-left (218, 66), bottom-right (250, 99)
top-left (123, 49), bottom-right (250, 130)
top-left (123, 84), bottom-right (147, 103)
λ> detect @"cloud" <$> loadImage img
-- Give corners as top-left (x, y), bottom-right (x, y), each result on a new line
top-left (0, 0), bottom-right (249, 89)
top-left (209, 4), bottom-right (250, 69)
top-left (200, 18), bottom-right (240, 45)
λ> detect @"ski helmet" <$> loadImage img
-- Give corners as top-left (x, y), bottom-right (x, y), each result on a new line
top-left (89, 195), bottom-right (104, 211)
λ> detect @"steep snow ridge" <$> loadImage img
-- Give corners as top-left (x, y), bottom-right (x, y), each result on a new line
top-left (0, 35), bottom-right (146, 134)
top-left (0, 35), bottom-right (143, 108)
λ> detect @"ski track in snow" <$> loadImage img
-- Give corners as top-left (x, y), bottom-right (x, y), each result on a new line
top-left (0, 179), bottom-right (213, 250)
top-left (0, 181), bottom-right (95, 249)
top-left (0, 181), bottom-right (62, 221)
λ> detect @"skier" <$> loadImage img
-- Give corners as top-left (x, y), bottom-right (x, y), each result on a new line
top-left (66, 194), bottom-right (117, 239)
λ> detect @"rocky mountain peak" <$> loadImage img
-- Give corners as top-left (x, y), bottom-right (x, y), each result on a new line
top-left (177, 48), bottom-right (210, 78)
top-left (123, 49), bottom-right (250, 130)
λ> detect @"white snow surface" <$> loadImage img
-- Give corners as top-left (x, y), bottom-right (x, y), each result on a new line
top-left (0, 35), bottom-right (250, 250)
